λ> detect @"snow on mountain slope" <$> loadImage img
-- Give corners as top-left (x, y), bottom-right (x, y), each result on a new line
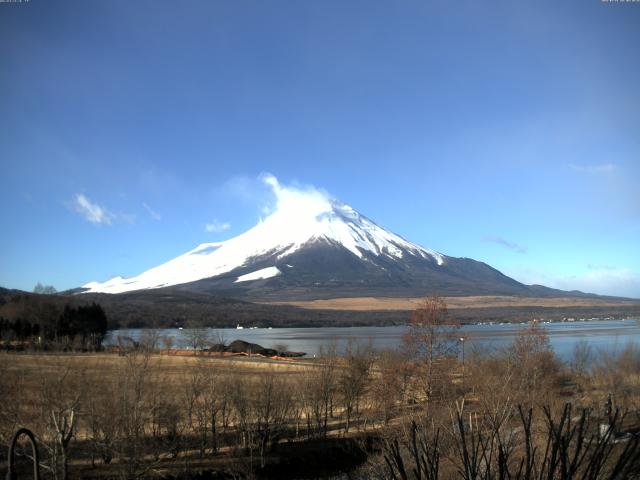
top-left (81, 176), bottom-right (444, 294)
top-left (234, 266), bottom-right (281, 283)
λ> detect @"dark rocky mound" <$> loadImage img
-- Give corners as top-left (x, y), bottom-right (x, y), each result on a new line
top-left (216, 339), bottom-right (305, 358)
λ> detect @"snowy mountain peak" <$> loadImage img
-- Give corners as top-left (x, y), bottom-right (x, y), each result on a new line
top-left (82, 176), bottom-right (444, 294)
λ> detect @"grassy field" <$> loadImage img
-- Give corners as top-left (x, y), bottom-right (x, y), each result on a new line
top-left (265, 294), bottom-right (640, 311)
top-left (2, 332), bottom-right (639, 479)
top-left (0, 351), bottom-right (313, 391)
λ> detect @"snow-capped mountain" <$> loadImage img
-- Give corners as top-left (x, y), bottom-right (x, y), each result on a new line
top-left (83, 183), bottom-right (443, 293)
top-left (82, 176), bottom-right (535, 299)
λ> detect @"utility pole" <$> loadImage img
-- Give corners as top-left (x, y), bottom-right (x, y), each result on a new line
top-left (459, 337), bottom-right (466, 386)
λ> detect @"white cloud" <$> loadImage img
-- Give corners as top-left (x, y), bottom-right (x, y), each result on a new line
top-left (552, 268), bottom-right (640, 299)
top-left (569, 163), bottom-right (617, 174)
top-left (484, 235), bottom-right (527, 254)
top-left (73, 194), bottom-right (114, 225)
top-left (217, 174), bottom-right (334, 222)
top-left (509, 266), bottom-right (640, 299)
top-left (143, 202), bottom-right (162, 221)
top-left (259, 173), bottom-right (335, 219)
top-left (205, 219), bottom-right (231, 233)
top-left (587, 263), bottom-right (617, 271)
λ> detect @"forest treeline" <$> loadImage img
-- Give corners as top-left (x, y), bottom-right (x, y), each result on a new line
top-left (1, 298), bottom-right (639, 479)
top-left (0, 298), bottom-right (107, 350)
top-left (2, 286), bottom-right (639, 329)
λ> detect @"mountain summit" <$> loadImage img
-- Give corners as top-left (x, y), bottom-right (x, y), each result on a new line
top-left (82, 176), bottom-right (563, 300)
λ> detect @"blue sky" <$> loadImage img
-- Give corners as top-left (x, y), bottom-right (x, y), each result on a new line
top-left (1, 0), bottom-right (639, 297)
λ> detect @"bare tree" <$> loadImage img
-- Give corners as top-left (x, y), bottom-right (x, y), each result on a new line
top-left (303, 345), bottom-right (337, 437)
top-left (383, 400), bottom-right (640, 480)
top-left (339, 341), bottom-right (373, 432)
top-left (253, 370), bottom-right (292, 467)
top-left (182, 360), bottom-right (205, 458)
top-left (201, 361), bottom-right (223, 453)
top-left (34, 361), bottom-right (85, 480)
top-left (571, 339), bottom-right (593, 393)
top-left (508, 322), bottom-right (560, 406)
top-left (149, 396), bottom-right (181, 460)
top-left (139, 328), bottom-right (160, 352)
top-left (33, 282), bottom-right (57, 295)
top-left (114, 348), bottom-right (157, 478)
top-left (593, 342), bottom-right (640, 412)
top-left (182, 321), bottom-right (211, 352)
top-left (371, 349), bottom-right (412, 425)
top-left (403, 296), bottom-right (459, 404)
top-left (0, 355), bottom-right (27, 450)
top-left (229, 368), bottom-right (252, 450)
top-left (88, 375), bottom-right (119, 465)
top-left (161, 334), bottom-right (174, 353)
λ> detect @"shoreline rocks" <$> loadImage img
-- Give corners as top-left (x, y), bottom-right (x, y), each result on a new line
top-left (208, 339), bottom-right (306, 358)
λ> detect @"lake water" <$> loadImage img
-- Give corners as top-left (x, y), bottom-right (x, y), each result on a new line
top-left (105, 318), bottom-right (640, 362)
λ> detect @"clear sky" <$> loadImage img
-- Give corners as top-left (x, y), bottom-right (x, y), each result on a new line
top-left (1, 0), bottom-right (639, 297)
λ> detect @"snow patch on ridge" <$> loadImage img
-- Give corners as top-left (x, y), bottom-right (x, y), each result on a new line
top-left (234, 266), bottom-right (281, 283)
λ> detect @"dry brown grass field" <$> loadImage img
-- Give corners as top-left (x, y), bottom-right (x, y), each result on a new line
top-left (0, 351), bottom-right (313, 392)
top-left (1, 318), bottom-right (639, 479)
top-left (266, 295), bottom-right (640, 311)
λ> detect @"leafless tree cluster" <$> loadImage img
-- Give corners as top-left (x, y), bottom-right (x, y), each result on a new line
top-left (1, 298), bottom-right (639, 479)
top-left (381, 400), bottom-right (640, 480)
top-left (371, 316), bottom-right (640, 480)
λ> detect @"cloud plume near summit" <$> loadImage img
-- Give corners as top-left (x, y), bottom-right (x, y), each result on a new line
top-left (259, 174), bottom-right (336, 221)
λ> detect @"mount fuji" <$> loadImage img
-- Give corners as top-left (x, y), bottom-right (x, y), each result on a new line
top-left (81, 177), bottom-right (570, 301)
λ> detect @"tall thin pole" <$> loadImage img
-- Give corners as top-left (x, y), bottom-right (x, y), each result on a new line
top-left (459, 337), bottom-right (465, 387)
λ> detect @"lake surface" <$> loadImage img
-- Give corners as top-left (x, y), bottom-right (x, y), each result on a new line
top-left (105, 318), bottom-right (640, 361)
